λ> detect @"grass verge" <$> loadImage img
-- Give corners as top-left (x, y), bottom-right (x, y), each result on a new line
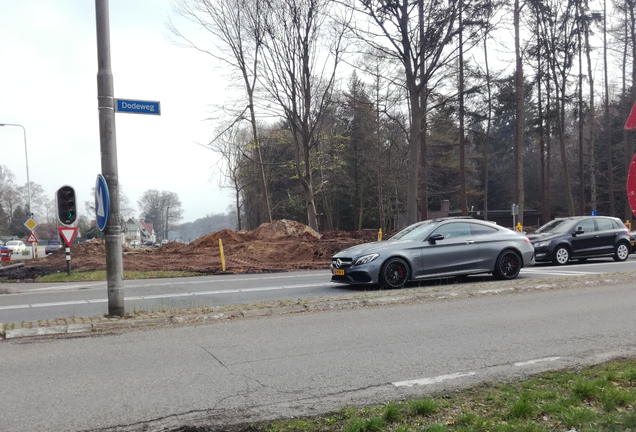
top-left (222, 359), bottom-right (636, 432)
top-left (35, 270), bottom-right (207, 282)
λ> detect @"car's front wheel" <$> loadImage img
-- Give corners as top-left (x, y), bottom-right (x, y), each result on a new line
top-left (493, 250), bottom-right (521, 280)
top-left (380, 257), bottom-right (410, 289)
top-left (552, 246), bottom-right (570, 265)
top-left (613, 242), bottom-right (630, 262)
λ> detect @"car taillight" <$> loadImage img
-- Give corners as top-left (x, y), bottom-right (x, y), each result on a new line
top-left (523, 237), bottom-right (530, 243)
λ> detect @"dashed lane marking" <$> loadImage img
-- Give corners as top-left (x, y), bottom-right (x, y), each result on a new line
top-left (515, 356), bottom-right (560, 367)
top-left (393, 371), bottom-right (476, 387)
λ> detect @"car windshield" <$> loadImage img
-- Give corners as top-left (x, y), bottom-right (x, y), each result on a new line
top-left (534, 219), bottom-right (574, 234)
top-left (389, 221), bottom-right (436, 241)
top-left (49, 241), bottom-right (60, 245)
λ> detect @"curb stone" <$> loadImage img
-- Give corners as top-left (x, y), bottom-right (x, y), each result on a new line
top-left (2, 271), bottom-right (635, 340)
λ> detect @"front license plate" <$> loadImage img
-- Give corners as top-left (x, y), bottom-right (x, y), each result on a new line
top-left (334, 269), bottom-right (345, 276)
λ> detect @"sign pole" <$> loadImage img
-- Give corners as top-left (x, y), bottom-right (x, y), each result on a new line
top-left (96, 0), bottom-right (124, 317)
top-left (65, 247), bottom-right (71, 275)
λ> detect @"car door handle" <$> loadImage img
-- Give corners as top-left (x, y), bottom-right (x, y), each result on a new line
top-left (465, 240), bottom-right (475, 244)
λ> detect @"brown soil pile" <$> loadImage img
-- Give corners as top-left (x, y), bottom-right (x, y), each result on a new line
top-left (1, 221), bottom-right (379, 279)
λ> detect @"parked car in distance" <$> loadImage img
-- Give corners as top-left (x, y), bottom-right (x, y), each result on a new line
top-left (5, 240), bottom-right (26, 255)
top-left (331, 217), bottom-right (535, 288)
top-left (161, 239), bottom-right (168, 245)
top-left (527, 216), bottom-right (630, 265)
top-left (129, 239), bottom-right (141, 248)
top-left (45, 240), bottom-right (62, 255)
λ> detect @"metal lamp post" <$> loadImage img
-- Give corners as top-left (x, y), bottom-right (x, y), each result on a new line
top-left (0, 123), bottom-right (34, 258)
top-left (0, 123), bottom-right (32, 215)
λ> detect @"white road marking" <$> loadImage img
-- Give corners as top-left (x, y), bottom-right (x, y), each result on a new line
top-left (523, 269), bottom-right (601, 276)
top-left (14, 272), bottom-right (332, 293)
top-left (23, 282), bottom-right (105, 292)
top-left (514, 356), bottom-right (560, 367)
top-left (0, 282), bottom-right (335, 311)
top-left (393, 371), bottom-right (476, 387)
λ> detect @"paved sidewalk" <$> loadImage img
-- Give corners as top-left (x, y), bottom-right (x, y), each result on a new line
top-left (3, 272), bottom-right (635, 340)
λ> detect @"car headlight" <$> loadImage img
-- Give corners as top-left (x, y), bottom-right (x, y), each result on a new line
top-left (536, 241), bottom-right (550, 248)
top-left (353, 253), bottom-right (379, 266)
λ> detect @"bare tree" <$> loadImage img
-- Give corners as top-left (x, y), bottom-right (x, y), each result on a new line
top-left (137, 190), bottom-right (184, 239)
top-left (258, 0), bottom-right (348, 230)
top-left (352, 0), bottom-right (458, 224)
top-left (537, 0), bottom-right (577, 216)
top-left (207, 124), bottom-right (250, 230)
top-left (170, 0), bottom-right (272, 223)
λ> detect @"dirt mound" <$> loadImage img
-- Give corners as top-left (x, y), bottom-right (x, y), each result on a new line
top-left (321, 230), bottom-right (378, 241)
top-left (250, 219), bottom-right (321, 241)
top-left (190, 229), bottom-right (248, 248)
top-left (0, 220), bottom-right (377, 280)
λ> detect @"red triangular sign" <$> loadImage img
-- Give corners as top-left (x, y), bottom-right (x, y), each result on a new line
top-left (58, 227), bottom-right (78, 246)
top-left (26, 232), bottom-right (38, 243)
top-left (626, 100), bottom-right (636, 130)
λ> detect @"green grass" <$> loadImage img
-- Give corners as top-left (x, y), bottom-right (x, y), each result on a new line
top-left (224, 359), bottom-right (636, 432)
top-left (34, 270), bottom-right (207, 282)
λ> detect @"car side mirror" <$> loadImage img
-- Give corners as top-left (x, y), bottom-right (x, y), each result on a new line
top-left (572, 228), bottom-right (584, 236)
top-left (428, 233), bottom-right (444, 244)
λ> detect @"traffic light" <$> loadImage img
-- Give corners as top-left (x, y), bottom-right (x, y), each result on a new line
top-left (56, 185), bottom-right (77, 226)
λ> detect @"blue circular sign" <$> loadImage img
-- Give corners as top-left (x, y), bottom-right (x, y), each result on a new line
top-left (95, 174), bottom-right (110, 231)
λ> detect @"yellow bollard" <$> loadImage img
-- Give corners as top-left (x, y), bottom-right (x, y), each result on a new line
top-left (515, 222), bottom-right (522, 232)
top-left (219, 239), bottom-right (226, 272)
top-left (378, 228), bottom-right (382, 241)
top-left (626, 220), bottom-right (632, 232)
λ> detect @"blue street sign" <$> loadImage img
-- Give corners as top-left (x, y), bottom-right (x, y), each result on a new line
top-left (115, 99), bottom-right (161, 115)
top-left (95, 174), bottom-right (110, 231)
top-left (591, 210), bottom-right (597, 216)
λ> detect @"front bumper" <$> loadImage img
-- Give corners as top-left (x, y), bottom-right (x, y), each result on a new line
top-left (331, 259), bottom-right (382, 284)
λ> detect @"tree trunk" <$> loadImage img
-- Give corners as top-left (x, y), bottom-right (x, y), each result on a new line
top-left (409, 86), bottom-right (422, 225)
top-left (629, 1), bottom-right (636, 222)
top-left (582, 0), bottom-right (596, 212)
top-left (514, 0), bottom-right (525, 225)
top-left (604, 0), bottom-right (614, 215)
top-left (458, 0), bottom-right (467, 216)
top-left (577, 3), bottom-right (585, 215)
top-left (375, 63), bottom-right (385, 232)
top-left (419, 93), bottom-right (428, 221)
top-left (537, 17), bottom-right (548, 225)
top-left (247, 93), bottom-right (272, 223)
top-left (483, 19), bottom-right (491, 221)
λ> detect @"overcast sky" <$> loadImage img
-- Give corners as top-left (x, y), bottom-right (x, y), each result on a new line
top-left (0, 0), bottom-right (235, 224)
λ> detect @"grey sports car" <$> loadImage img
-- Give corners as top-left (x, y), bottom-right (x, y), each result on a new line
top-left (331, 217), bottom-right (535, 288)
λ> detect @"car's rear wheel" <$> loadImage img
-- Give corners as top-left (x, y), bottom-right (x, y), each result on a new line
top-left (613, 242), bottom-right (630, 262)
top-left (552, 246), bottom-right (570, 265)
top-left (493, 250), bottom-right (521, 280)
top-left (380, 257), bottom-right (410, 289)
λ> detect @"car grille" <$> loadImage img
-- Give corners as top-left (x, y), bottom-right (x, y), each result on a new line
top-left (332, 257), bottom-right (353, 269)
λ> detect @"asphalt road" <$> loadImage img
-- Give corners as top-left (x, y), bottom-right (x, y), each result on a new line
top-left (2, 281), bottom-right (636, 432)
top-left (1, 256), bottom-right (636, 323)
top-left (2, 256), bottom-right (636, 322)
